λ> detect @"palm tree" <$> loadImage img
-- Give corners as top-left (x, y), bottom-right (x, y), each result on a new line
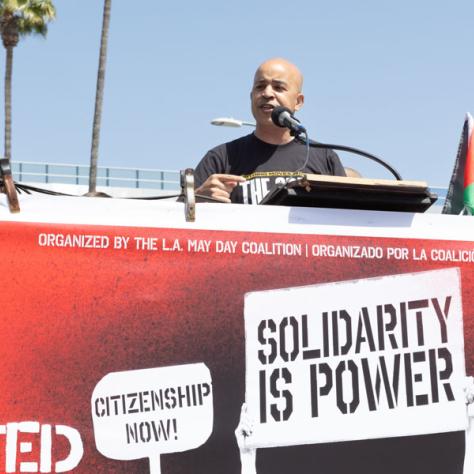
top-left (0, 0), bottom-right (56, 161)
top-left (87, 0), bottom-right (111, 196)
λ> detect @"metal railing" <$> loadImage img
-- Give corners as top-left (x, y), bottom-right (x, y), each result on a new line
top-left (9, 160), bottom-right (448, 207)
top-left (431, 187), bottom-right (447, 200)
top-left (11, 161), bottom-right (181, 191)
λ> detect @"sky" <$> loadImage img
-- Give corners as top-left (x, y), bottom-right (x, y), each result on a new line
top-left (3, 0), bottom-right (474, 187)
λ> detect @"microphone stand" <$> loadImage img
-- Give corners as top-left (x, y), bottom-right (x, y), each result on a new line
top-left (295, 133), bottom-right (403, 181)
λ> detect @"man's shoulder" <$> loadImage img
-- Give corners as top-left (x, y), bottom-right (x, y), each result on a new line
top-left (208, 133), bottom-right (255, 155)
top-left (194, 133), bottom-right (256, 185)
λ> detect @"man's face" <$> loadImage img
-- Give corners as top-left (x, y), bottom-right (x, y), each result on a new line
top-left (250, 60), bottom-right (304, 129)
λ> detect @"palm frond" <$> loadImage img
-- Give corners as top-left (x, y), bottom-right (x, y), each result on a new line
top-left (0, 0), bottom-right (55, 35)
top-left (17, 16), bottom-right (47, 36)
top-left (17, 3), bottom-right (53, 37)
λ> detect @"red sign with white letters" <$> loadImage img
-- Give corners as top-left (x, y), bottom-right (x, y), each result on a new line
top-left (0, 200), bottom-right (472, 473)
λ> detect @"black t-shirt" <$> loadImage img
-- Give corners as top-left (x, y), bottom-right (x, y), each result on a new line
top-left (195, 133), bottom-right (346, 204)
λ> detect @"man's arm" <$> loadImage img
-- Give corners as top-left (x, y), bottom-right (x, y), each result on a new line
top-left (195, 174), bottom-right (246, 203)
top-left (328, 149), bottom-right (346, 176)
top-left (194, 147), bottom-right (246, 202)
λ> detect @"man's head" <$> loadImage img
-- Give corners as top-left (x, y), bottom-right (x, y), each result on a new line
top-left (251, 58), bottom-right (304, 135)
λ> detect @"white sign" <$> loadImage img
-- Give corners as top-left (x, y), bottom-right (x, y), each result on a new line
top-left (91, 363), bottom-right (213, 473)
top-left (244, 268), bottom-right (466, 448)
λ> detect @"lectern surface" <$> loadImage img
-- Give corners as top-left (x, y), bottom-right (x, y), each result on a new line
top-left (260, 174), bottom-right (437, 213)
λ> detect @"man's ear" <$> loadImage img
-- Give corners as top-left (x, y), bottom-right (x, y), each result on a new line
top-left (294, 93), bottom-right (304, 112)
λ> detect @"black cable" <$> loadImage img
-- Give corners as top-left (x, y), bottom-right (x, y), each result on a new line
top-left (294, 132), bottom-right (311, 173)
top-left (2, 180), bottom-right (187, 200)
top-left (297, 137), bottom-right (403, 180)
top-left (194, 193), bottom-right (229, 202)
top-left (129, 193), bottom-right (228, 203)
top-left (8, 182), bottom-right (75, 196)
top-left (127, 194), bottom-right (182, 200)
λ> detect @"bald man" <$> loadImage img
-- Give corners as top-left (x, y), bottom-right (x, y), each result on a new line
top-left (194, 58), bottom-right (345, 204)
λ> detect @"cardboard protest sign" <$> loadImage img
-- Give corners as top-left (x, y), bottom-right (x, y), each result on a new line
top-left (92, 364), bottom-right (212, 473)
top-left (244, 269), bottom-right (466, 448)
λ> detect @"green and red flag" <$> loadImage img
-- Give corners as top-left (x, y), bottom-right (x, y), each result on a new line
top-left (443, 113), bottom-right (474, 215)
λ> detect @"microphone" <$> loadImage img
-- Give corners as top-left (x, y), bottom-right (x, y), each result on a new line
top-left (271, 106), bottom-right (306, 136)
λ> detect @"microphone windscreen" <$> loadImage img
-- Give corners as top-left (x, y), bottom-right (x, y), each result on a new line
top-left (271, 106), bottom-right (292, 128)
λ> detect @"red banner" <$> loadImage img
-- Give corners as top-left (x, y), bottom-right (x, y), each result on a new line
top-left (0, 205), bottom-right (473, 473)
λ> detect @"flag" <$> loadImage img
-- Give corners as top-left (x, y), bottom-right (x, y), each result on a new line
top-left (443, 113), bottom-right (474, 215)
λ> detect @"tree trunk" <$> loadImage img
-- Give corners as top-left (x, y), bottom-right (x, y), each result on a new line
top-left (4, 45), bottom-right (13, 161)
top-left (88, 0), bottom-right (112, 195)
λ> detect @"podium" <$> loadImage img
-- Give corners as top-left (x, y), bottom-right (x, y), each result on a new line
top-left (260, 174), bottom-right (438, 213)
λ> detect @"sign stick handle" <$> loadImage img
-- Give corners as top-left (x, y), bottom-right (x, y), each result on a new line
top-left (149, 456), bottom-right (161, 474)
top-left (464, 376), bottom-right (474, 474)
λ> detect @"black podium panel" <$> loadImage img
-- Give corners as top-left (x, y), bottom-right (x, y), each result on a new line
top-left (260, 174), bottom-right (437, 213)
